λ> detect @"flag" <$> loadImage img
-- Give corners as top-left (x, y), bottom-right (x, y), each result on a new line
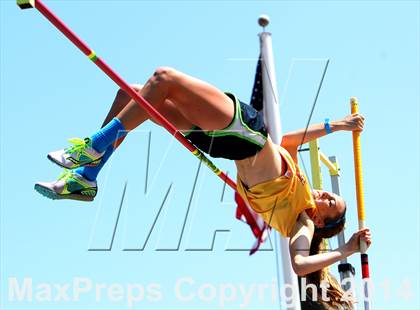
top-left (234, 55), bottom-right (271, 255)
top-left (234, 192), bottom-right (271, 255)
top-left (250, 56), bottom-right (264, 111)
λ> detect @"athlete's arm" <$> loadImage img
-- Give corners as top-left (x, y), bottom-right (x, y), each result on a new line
top-left (281, 114), bottom-right (365, 150)
top-left (289, 211), bottom-right (371, 276)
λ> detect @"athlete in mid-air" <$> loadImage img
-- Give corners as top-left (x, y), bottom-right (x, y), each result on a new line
top-left (35, 67), bottom-right (371, 308)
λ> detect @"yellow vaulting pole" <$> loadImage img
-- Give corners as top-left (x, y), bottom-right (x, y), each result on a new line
top-left (350, 97), bottom-right (371, 310)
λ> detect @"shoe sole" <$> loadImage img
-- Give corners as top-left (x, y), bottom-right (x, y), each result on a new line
top-left (34, 184), bottom-right (95, 202)
top-left (47, 154), bottom-right (102, 169)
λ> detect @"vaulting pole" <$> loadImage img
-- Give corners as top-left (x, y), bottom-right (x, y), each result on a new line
top-left (17, 0), bottom-right (264, 234)
top-left (258, 14), bottom-right (300, 310)
top-left (350, 97), bottom-right (371, 310)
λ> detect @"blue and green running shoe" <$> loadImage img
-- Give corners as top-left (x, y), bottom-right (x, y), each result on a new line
top-left (34, 170), bottom-right (97, 202)
top-left (48, 137), bottom-right (104, 169)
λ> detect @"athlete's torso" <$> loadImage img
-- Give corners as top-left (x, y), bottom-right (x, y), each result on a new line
top-left (236, 141), bottom-right (316, 237)
top-left (235, 138), bottom-right (286, 188)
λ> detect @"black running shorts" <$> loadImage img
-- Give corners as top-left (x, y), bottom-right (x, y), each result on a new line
top-left (184, 92), bottom-right (268, 160)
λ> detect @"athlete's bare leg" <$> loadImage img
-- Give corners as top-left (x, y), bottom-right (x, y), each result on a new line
top-left (115, 67), bottom-right (235, 132)
top-left (101, 83), bottom-right (194, 149)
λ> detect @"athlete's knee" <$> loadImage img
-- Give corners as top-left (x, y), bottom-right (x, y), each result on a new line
top-left (116, 88), bottom-right (127, 99)
top-left (152, 67), bottom-right (177, 85)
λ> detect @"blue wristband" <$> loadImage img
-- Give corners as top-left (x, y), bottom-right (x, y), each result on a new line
top-left (324, 118), bottom-right (332, 134)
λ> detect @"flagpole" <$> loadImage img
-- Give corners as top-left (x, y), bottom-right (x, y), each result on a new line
top-left (258, 15), bottom-right (301, 310)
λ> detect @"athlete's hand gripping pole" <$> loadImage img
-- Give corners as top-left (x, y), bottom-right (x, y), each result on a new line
top-left (351, 97), bottom-right (371, 310)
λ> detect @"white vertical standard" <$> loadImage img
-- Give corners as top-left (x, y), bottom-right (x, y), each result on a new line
top-left (258, 15), bottom-right (301, 310)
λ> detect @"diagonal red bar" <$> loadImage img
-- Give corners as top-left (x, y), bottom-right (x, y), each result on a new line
top-left (34, 0), bottom-right (234, 187)
top-left (28, 0), bottom-right (267, 250)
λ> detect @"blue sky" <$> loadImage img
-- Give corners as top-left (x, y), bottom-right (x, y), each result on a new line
top-left (1, 0), bottom-right (419, 309)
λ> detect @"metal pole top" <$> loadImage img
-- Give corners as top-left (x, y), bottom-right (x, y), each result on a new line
top-left (258, 14), bottom-right (270, 32)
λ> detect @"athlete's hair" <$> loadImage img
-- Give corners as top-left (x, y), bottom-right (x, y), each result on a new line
top-left (304, 206), bottom-right (353, 310)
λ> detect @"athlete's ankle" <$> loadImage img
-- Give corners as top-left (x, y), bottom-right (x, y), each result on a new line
top-left (91, 117), bottom-right (126, 152)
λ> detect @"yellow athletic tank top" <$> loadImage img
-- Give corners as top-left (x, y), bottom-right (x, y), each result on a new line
top-left (236, 146), bottom-right (316, 237)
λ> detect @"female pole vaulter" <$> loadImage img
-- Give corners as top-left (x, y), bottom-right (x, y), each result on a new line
top-left (35, 67), bottom-right (371, 308)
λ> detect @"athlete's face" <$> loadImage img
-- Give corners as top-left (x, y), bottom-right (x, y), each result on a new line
top-left (311, 190), bottom-right (346, 228)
